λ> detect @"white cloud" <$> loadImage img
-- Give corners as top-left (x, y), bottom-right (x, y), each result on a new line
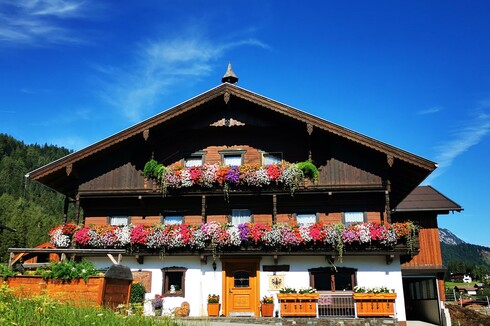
top-left (0, 0), bottom-right (93, 45)
top-left (417, 106), bottom-right (442, 115)
top-left (97, 35), bottom-right (268, 122)
top-left (426, 100), bottom-right (490, 183)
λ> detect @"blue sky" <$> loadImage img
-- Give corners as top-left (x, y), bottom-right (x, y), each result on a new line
top-left (1, 1), bottom-right (489, 247)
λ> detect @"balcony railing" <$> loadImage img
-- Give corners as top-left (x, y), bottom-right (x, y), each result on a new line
top-left (318, 293), bottom-right (355, 318)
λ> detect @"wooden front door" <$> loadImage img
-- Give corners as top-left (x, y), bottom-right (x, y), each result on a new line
top-left (222, 258), bottom-right (260, 317)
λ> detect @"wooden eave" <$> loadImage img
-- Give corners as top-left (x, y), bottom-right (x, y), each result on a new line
top-left (27, 83), bottom-right (436, 196)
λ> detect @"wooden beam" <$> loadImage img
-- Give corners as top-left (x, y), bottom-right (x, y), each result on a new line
top-left (272, 194), bottom-right (277, 224)
top-left (201, 195), bottom-right (206, 223)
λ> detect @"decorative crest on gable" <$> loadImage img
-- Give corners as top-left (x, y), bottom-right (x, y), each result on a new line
top-left (210, 118), bottom-right (245, 127)
top-left (66, 164), bottom-right (72, 176)
top-left (224, 92), bottom-right (230, 104)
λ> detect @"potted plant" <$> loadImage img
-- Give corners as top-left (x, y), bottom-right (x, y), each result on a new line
top-left (152, 294), bottom-right (164, 316)
top-left (260, 295), bottom-right (274, 317)
top-left (296, 160), bottom-right (319, 186)
top-left (207, 294), bottom-right (220, 317)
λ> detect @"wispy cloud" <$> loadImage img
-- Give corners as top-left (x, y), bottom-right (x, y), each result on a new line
top-left (426, 100), bottom-right (490, 183)
top-left (0, 0), bottom-right (94, 45)
top-left (97, 34), bottom-right (269, 122)
top-left (418, 106), bottom-right (442, 115)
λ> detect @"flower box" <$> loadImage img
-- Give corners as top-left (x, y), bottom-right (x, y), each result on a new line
top-left (353, 293), bottom-right (397, 317)
top-left (277, 293), bottom-right (319, 317)
top-left (6, 275), bottom-right (131, 308)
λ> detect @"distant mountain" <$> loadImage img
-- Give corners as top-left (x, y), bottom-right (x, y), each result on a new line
top-left (440, 228), bottom-right (490, 271)
top-left (439, 228), bottom-right (466, 245)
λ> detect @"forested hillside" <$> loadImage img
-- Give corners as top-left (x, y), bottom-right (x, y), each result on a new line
top-left (440, 229), bottom-right (490, 281)
top-left (0, 134), bottom-right (72, 262)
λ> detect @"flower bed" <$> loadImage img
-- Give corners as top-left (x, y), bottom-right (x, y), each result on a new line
top-left (49, 222), bottom-right (418, 258)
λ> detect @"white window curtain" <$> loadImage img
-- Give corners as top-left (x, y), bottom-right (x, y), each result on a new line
top-left (185, 157), bottom-right (202, 167)
top-left (296, 213), bottom-right (316, 225)
top-left (164, 216), bottom-right (183, 225)
top-left (110, 216), bottom-right (129, 226)
top-left (224, 155), bottom-right (242, 166)
top-left (231, 209), bottom-right (251, 225)
top-left (344, 212), bottom-right (364, 224)
top-left (264, 153), bottom-right (281, 165)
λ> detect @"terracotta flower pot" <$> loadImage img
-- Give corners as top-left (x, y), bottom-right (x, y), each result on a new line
top-left (207, 303), bottom-right (220, 317)
top-left (261, 303), bottom-right (274, 317)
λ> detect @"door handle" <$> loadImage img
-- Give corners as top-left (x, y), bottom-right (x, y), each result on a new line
top-left (229, 289), bottom-right (233, 293)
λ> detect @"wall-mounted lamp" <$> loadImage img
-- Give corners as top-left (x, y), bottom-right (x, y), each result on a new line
top-left (212, 261), bottom-right (217, 271)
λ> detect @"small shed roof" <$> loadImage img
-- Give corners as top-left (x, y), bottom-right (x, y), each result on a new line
top-left (395, 185), bottom-right (462, 213)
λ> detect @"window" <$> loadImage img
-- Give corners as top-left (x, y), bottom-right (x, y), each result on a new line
top-left (231, 209), bottom-right (252, 225)
top-left (343, 212), bottom-right (366, 224)
top-left (405, 278), bottom-right (437, 300)
top-left (164, 215), bottom-right (183, 225)
top-left (263, 152), bottom-right (282, 165)
top-left (109, 216), bottom-right (130, 226)
top-left (234, 271), bottom-right (250, 287)
top-left (309, 267), bottom-right (357, 292)
top-left (296, 213), bottom-right (317, 225)
top-left (162, 267), bottom-right (187, 297)
top-left (220, 150), bottom-right (246, 166)
top-left (184, 152), bottom-right (205, 167)
top-left (224, 154), bottom-right (242, 166)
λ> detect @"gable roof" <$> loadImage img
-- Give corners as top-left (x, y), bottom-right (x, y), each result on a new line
top-left (27, 82), bottom-right (437, 204)
top-left (395, 185), bottom-right (463, 213)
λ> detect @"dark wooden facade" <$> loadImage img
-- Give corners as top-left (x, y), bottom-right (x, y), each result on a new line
top-left (28, 83), bottom-right (436, 232)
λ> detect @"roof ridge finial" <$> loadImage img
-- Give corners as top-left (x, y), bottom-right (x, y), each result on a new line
top-left (222, 62), bottom-right (238, 84)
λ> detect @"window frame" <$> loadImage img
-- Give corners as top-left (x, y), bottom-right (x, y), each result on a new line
top-left (295, 213), bottom-right (318, 225)
top-left (219, 150), bottom-right (246, 166)
top-left (342, 212), bottom-right (367, 224)
top-left (183, 151), bottom-right (206, 167)
top-left (108, 216), bottom-right (131, 226)
top-left (261, 152), bottom-right (283, 166)
top-left (161, 267), bottom-right (187, 297)
top-left (229, 208), bottom-right (253, 225)
top-left (162, 215), bottom-right (184, 225)
top-left (308, 267), bottom-right (357, 292)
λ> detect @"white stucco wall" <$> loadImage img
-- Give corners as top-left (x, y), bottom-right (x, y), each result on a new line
top-left (89, 254), bottom-right (406, 321)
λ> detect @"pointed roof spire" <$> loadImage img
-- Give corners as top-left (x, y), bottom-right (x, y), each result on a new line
top-left (222, 62), bottom-right (238, 84)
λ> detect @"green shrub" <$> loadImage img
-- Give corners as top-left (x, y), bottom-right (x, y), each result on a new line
top-left (296, 160), bottom-right (319, 181)
top-left (143, 159), bottom-right (160, 179)
top-left (130, 282), bottom-right (146, 304)
top-left (35, 259), bottom-right (98, 282)
top-left (0, 263), bottom-right (18, 280)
